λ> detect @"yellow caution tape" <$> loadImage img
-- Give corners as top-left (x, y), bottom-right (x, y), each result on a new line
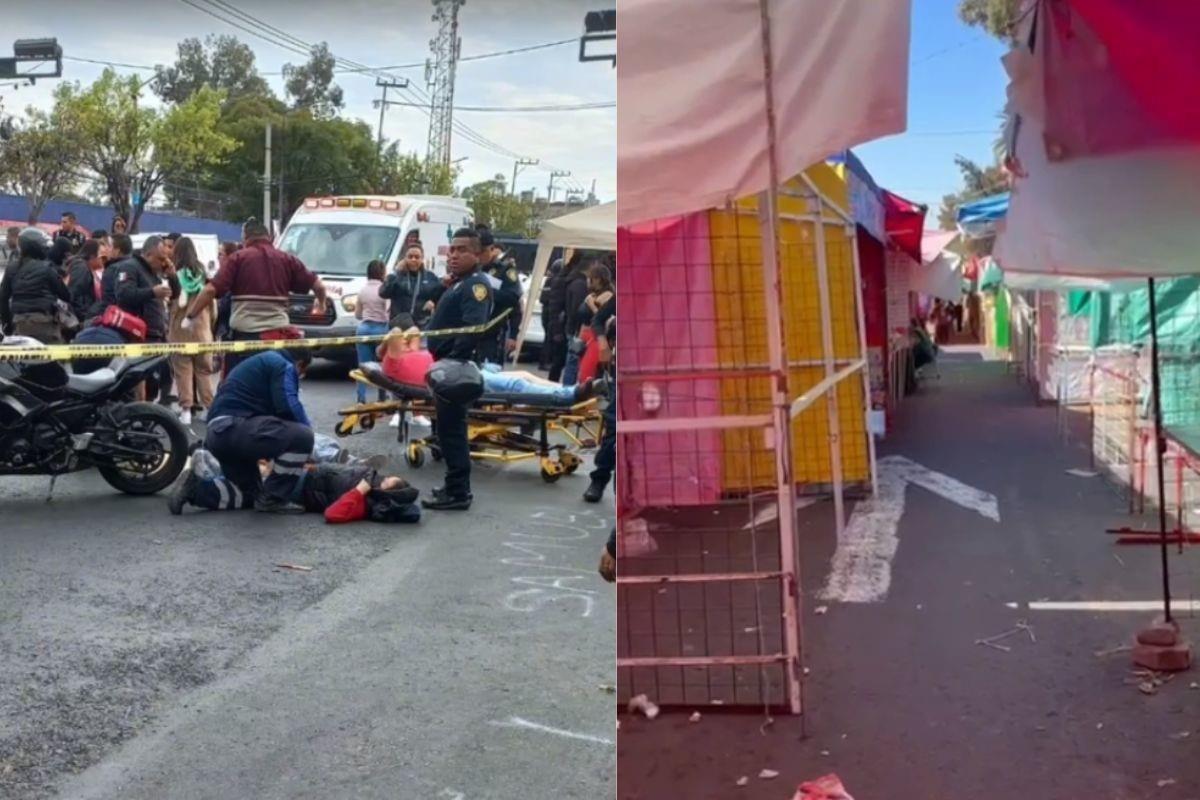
top-left (0, 309), bottom-right (512, 362)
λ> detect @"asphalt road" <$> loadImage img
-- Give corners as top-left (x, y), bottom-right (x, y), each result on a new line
top-left (617, 353), bottom-right (1200, 800)
top-left (0, 361), bottom-right (615, 800)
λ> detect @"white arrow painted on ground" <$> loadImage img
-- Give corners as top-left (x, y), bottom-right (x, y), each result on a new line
top-left (820, 455), bottom-right (1000, 604)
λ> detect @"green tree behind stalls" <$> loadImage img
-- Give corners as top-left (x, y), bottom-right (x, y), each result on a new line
top-left (958, 0), bottom-right (1023, 42)
top-left (283, 43), bottom-right (344, 117)
top-left (54, 69), bottom-right (237, 232)
top-left (153, 35), bottom-right (273, 108)
top-left (462, 174), bottom-right (536, 237)
top-left (938, 155), bottom-right (1009, 254)
top-left (0, 106), bottom-right (84, 224)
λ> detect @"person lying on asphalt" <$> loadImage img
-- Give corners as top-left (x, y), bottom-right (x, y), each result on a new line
top-left (168, 341), bottom-right (315, 515)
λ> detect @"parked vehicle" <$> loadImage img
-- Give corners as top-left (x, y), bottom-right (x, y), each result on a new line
top-left (0, 349), bottom-right (189, 494)
top-left (276, 195), bottom-right (473, 362)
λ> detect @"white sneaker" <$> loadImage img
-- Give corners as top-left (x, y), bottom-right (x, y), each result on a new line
top-left (389, 413), bottom-right (401, 428)
top-left (180, 410), bottom-right (192, 426)
top-left (195, 408), bottom-right (207, 423)
top-left (412, 415), bottom-right (432, 427)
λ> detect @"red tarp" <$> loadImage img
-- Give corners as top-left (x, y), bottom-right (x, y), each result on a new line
top-left (1041, 0), bottom-right (1200, 160)
top-left (881, 190), bottom-right (926, 263)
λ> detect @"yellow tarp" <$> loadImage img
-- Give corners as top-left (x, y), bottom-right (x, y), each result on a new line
top-left (709, 164), bottom-right (869, 493)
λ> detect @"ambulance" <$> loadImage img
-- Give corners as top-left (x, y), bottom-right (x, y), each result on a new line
top-left (276, 195), bottom-right (473, 359)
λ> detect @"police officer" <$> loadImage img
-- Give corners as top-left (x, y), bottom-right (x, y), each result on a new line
top-left (476, 228), bottom-right (522, 366)
top-left (422, 227), bottom-right (493, 511)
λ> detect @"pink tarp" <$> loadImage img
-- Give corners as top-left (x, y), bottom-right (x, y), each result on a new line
top-left (617, 0), bottom-right (911, 225)
top-left (618, 213), bottom-right (722, 511)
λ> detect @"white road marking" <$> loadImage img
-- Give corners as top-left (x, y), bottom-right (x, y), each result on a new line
top-left (490, 717), bottom-right (614, 746)
top-left (1008, 600), bottom-right (1200, 612)
top-left (820, 455), bottom-right (999, 604)
top-left (742, 497), bottom-right (820, 530)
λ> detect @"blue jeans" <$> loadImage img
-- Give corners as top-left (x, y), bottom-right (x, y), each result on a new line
top-left (561, 346), bottom-right (582, 387)
top-left (482, 371), bottom-right (576, 405)
top-left (355, 320), bottom-right (389, 402)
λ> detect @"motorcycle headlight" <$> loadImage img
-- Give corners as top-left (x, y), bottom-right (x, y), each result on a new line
top-left (341, 295), bottom-right (357, 313)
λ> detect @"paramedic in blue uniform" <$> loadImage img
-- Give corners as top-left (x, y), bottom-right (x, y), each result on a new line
top-left (168, 344), bottom-right (315, 515)
top-left (422, 228), bottom-right (494, 511)
top-left (477, 229), bottom-right (522, 366)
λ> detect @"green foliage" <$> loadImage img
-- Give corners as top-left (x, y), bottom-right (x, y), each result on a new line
top-left (374, 146), bottom-right (458, 197)
top-left (153, 35), bottom-right (273, 107)
top-left (54, 69), bottom-right (237, 232)
top-left (958, 0), bottom-right (1022, 42)
top-left (0, 106), bottom-right (84, 223)
top-left (461, 174), bottom-right (537, 237)
top-left (283, 43), bottom-right (344, 117)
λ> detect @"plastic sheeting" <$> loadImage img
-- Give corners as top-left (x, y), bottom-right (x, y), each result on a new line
top-left (617, 0), bottom-right (911, 225)
top-left (882, 190), bottom-right (926, 263)
top-left (955, 193), bottom-right (1009, 240)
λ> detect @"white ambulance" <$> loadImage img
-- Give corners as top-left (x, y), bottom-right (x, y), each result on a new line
top-left (275, 195), bottom-right (473, 358)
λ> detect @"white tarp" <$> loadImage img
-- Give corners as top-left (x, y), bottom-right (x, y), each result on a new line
top-left (515, 202), bottom-right (616, 359)
top-left (617, 0), bottom-right (911, 225)
top-left (909, 253), bottom-right (962, 303)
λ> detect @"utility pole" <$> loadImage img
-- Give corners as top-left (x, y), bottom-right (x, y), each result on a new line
top-left (511, 157), bottom-right (538, 195)
top-left (547, 169), bottom-right (570, 203)
top-left (263, 121), bottom-right (272, 233)
top-left (373, 77), bottom-right (410, 159)
top-left (425, 0), bottom-right (465, 168)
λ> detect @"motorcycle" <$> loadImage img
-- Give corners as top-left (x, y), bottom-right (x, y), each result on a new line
top-left (0, 353), bottom-right (190, 495)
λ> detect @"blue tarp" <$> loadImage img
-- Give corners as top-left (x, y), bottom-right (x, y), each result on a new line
top-left (0, 193), bottom-right (242, 240)
top-left (956, 192), bottom-right (1010, 239)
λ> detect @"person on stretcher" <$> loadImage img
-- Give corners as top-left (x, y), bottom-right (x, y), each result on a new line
top-left (374, 326), bottom-right (604, 406)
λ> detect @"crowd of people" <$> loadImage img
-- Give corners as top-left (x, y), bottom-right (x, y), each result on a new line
top-left (1, 213), bottom-right (616, 576)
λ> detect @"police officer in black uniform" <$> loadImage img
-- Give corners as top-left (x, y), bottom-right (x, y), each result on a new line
top-left (422, 227), bottom-right (494, 511)
top-left (476, 228), bottom-right (522, 366)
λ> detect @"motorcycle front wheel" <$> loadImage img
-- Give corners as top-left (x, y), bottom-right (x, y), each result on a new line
top-left (96, 402), bottom-right (190, 495)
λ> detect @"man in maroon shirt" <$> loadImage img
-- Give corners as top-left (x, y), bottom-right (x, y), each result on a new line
top-left (184, 219), bottom-right (328, 377)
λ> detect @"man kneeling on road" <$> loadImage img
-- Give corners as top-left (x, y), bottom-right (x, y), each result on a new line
top-left (169, 339), bottom-right (315, 514)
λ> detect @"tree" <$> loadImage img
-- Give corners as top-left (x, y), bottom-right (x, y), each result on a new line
top-left (153, 35), bottom-right (273, 106)
top-left (0, 107), bottom-right (83, 224)
top-left (462, 174), bottom-right (536, 237)
top-left (55, 69), bottom-right (238, 232)
top-left (375, 146), bottom-right (457, 196)
top-left (958, 0), bottom-right (1022, 42)
top-left (937, 155), bottom-right (1009, 255)
top-left (283, 43), bottom-right (344, 117)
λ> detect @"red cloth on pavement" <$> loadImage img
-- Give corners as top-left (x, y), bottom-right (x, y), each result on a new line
top-left (324, 487), bottom-right (367, 523)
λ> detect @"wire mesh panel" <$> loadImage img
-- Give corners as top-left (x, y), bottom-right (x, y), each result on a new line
top-left (616, 167), bottom-right (873, 714)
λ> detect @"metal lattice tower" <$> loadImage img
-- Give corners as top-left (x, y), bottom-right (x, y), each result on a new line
top-left (425, 0), bottom-right (464, 168)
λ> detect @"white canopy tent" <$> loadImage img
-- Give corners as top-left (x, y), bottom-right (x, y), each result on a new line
top-left (514, 202), bottom-right (615, 360)
top-left (618, 0), bottom-right (911, 225)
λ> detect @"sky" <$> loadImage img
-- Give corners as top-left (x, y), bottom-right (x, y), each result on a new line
top-left (855, 0), bottom-right (1011, 215)
top-left (0, 0), bottom-right (614, 201)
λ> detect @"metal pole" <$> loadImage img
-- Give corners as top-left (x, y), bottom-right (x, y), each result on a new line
top-left (811, 207), bottom-right (846, 535)
top-left (756, 0), bottom-right (802, 718)
top-left (263, 121), bottom-right (272, 232)
top-left (376, 83), bottom-right (388, 158)
top-left (1147, 276), bottom-right (1173, 623)
top-left (847, 225), bottom-right (878, 496)
top-left (512, 160), bottom-right (519, 196)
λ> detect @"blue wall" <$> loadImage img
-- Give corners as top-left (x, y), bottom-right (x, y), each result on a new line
top-left (0, 193), bottom-right (243, 240)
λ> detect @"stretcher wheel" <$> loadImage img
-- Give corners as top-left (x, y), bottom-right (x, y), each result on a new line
top-left (335, 416), bottom-right (357, 438)
top-left (540, 457), bottom-right (564, 483)
top-left (540, 467), bottom-right (562, 483)
top-left (360, 414), bottom-right (375, 431)
top-left (430, 446), bottom-right (443, 462)
top-left (405, 444), bottom-right (425, 468)
top-left (560, 452), bottom-right (582, 474)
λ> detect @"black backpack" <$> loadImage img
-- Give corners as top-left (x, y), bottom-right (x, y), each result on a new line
top-left (425, 359), bottom-right (484, 405)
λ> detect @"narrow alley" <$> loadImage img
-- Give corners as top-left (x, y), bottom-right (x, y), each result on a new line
top-left (618, 351), bottom-right (1200, 800)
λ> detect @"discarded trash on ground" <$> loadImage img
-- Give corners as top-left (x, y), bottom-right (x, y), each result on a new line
top-left (599, 684), bottom-right (616, 694)
top-left (736, 776), bottom-right (749, 787)
top-left (976, 621), bottom-right (1036, 652)
top-left (1095, 644), bottom-right (1133, 658)
top-left (1065, 468), bottom-right (1098, 478)
top-left (1157, 778), bottom-right (1176, 788)
top-left (689, 711), bottom-right (701, 723)
top-left (627, 694), bottom-right (660, 720)
top-left (792, 773), bottom-right (856, 800)
top-left (758, 769), bottom-right (779, 780)
top-left (814, 606), bottom-right (828, 615)
top-left (275, 563), bottom-right (313, 572)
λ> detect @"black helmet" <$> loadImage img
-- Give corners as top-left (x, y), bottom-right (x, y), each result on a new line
top-left (17, 226), bottom-right (50, 258)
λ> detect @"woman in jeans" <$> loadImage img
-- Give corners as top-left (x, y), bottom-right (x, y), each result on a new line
top-left (168, 237), bottom-right (216, 425)
top-left (354, 259), bottom-right (390, 403)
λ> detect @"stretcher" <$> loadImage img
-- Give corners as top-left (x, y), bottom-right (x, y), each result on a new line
top-left (334, 363), bottom-right (602, 483)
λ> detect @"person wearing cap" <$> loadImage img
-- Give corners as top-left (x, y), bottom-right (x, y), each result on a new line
top-left (52, 212), bottom-right (86, 254)
top-left (476, 228), bottom-right (523, 366)
top-left (183, 218), bottom-right (327, 378)
top-left (168, 343), bottom-right (316, 515)
top-left (422, 227), bottom-right (493, 511)
top-left (1, 226), bottom-right (21, 274)
top-left (0, 227), bottom-right (70, 342)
